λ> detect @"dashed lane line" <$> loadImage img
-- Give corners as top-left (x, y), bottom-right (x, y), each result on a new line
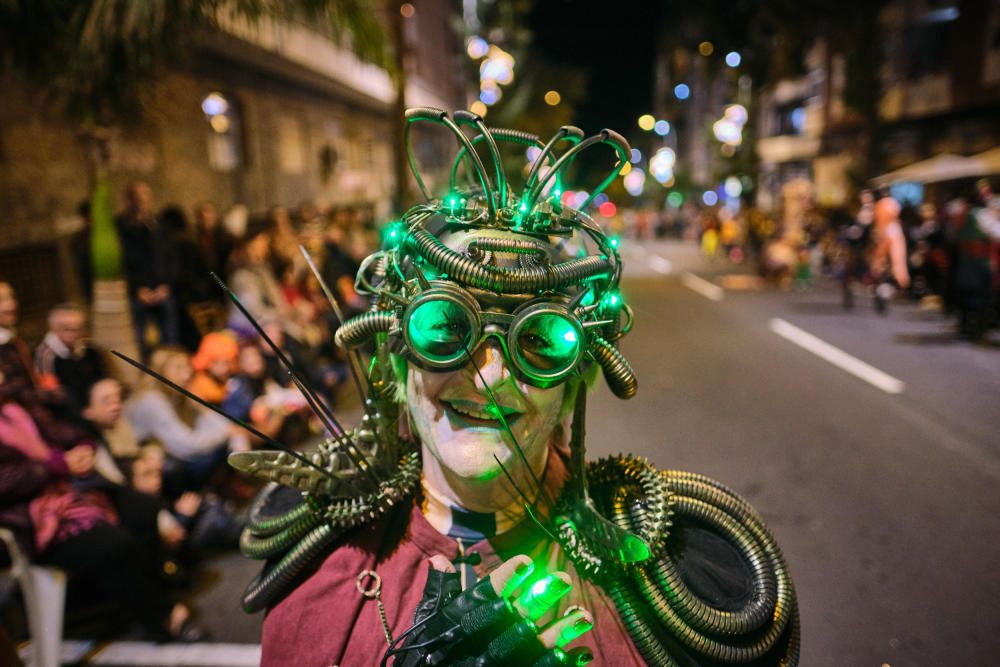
top-left (21, 641), bottom-right (261, 667)
top-left (647, 255), bottom-right (673, 275)
top-left (769, 318), bottom-right (905, 395)
top-left (681, 272), bottom-right (724, 301)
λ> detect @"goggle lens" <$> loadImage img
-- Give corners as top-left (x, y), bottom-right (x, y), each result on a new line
top-left (514, 311), bottom-right (583, 377)
top-left (406, 299), bottom-right (474, 363)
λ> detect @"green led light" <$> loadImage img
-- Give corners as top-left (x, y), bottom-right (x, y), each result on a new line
top-left (516, 574), bottom-right (572, 622)
top-left (519, 201), bottom-right (528, 212)
top-left (609, 236), bottom-right (620, 248)
top-left (445, 192), bottom-right (461, 212)
top-left (381, 221), bottom-right (406, 249)
top-left (562, 330), bottom-right (577, 343)
top-left (553, 188), bottom-right (562, 198)
top-left (619, 534), bottom-right (651, 563)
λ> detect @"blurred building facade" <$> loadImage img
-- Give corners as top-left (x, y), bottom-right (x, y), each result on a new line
top-left (756, 0), bottom-right (1000, 214)
top-left (0, 6), bottom-right (464, 334)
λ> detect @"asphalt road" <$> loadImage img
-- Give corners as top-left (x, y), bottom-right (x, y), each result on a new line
top-left (70, 239), bottom-right (999, 666)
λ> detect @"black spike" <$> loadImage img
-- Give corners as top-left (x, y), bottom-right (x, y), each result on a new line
top-left (211, 272), bottom-right (382, 484)
top-left (111, 350), bottom-right (339, 485)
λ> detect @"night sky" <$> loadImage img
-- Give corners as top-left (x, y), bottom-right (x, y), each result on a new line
top-left (527, 1), bottom-right (666, 135)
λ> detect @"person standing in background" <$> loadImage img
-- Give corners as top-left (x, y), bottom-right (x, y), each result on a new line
top-left (115, 181), bottom-right (181, 358)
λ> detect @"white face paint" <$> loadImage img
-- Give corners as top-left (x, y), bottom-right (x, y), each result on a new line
top-left (407, 340), bottom-right (566, 484)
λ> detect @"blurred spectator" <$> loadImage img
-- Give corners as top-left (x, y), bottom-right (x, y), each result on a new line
top-left (222, 203), bottom-right (249, 240)
top-left (124, 347), bottom-right (243, 495)
top-left (34, 302), bottom-right (107, 413)
top-left (194, 201), bottom-right (236, 298)
top-left (160, 204), bottom-right (212, 350)
top-left (223, 343), bottom-right (308, 444)
top-left (115, 181), bottom-right (181, 357)
top-left (321, 213), bottom-right (366, 315)
top-left (227, 231), bottom-right (290, 339)
top-left (267, 206), bottom-right (301, 270)
top-left (0, 400), bottom-right (203, 641)
top-left (189, 331), bottom-right (239, 405)
top-left (871, 190), bottom-right (911, 290)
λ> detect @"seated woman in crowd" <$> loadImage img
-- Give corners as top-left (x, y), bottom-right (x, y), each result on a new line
top-left (0, 391), bottom-right (202, 641)
top-left (124, 347), bottom-right (246, 495)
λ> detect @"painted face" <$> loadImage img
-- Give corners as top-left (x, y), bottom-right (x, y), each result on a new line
top-left (406, 337), bottom-right (566, 483)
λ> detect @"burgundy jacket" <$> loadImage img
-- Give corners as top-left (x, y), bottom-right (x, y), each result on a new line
top-left (262, 497), bottom-right (645, 666)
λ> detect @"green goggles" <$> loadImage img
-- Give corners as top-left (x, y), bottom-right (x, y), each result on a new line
top-left (400, 282), bottom-right (587, 388)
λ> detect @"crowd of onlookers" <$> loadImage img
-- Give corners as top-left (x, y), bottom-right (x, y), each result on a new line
top-left (689, 179), bottom-right (1000, 340)
top-left (0, 181), bottom-right (378, 644)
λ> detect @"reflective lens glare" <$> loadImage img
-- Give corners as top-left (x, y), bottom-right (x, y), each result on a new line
top-left (406, 299), bottom-right (474, 362)
top-left (515, 312), bottom-right (582, 375)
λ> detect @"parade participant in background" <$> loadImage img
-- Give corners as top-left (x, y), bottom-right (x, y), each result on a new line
top-left (953, 180), bottom-right (1000, 340)
top-left (183, 112), bottom-right (800, 667)
top-left (870, 189), bottom-right (911, 313)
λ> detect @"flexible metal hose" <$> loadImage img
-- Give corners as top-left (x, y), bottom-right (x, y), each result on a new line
top-left (240, 511), bottom-right (323, 560)
top-left (606, 578), bottom-right (681, 667)
top-left (336, 311), bottom-right (396, 349)
top-left (404, 228), bottom-right (612, 294)
top-left (589, 335), bottom-right (638, 399)
top-left (246, 494), bottom-right (314, 536)
top-left (584, 459), bottom-right (799, 664)
top-left (242, 522), bottom-right (340, 613)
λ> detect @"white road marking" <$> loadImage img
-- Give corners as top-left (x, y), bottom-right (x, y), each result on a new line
top-left (769, 318), bottom-right (906, 394)
top-left (648, 255), bottom-right (673, 275)
top-left (22, 641), bottom-right (262, 666)
top-left (681, 272), bottom-right (724, 301)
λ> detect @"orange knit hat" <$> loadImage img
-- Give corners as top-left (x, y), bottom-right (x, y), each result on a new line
top-left (191, 331), bottom-right (239, 372)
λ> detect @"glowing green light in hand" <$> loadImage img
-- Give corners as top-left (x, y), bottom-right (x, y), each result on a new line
top-left (517, 573), bottom-right (572, 622)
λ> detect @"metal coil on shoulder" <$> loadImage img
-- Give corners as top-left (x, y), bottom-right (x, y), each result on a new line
top-left (584, 458), bottom-right (800, 665)
top-left (335, 311), bottom-right (396, 349)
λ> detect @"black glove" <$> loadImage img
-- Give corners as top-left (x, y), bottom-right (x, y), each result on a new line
top-left (384, 558), bottom-right (594, 667)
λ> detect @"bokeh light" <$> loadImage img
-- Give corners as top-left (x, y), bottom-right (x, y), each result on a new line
top-left (702, 190), bottom-right (719, 206)
top-left (624, 169), bottom-right (646, 196)
top-left (467, 36), bottom-right (489, 59)
top-left (725, 51), bottom-right (742, 67)
top-left (470, 101), bottom-right (488, 117)
top-left (544, 90), bottom-right (561, 106)
top-left (698, 41), bottom-right (714, 56)
top-left (638, 114), bottom-right (655, 131)
top-left (724, 176), bottom-right (743, 198)
top-left (599, 201), bottom-right (617, 217)
top-left (201, 93), bottom-right (228, 116)
top-left (630, 148), bottom-right (642, 163)
top-left (400, 3), bottom-right (415, 17)
top-left (674, 84), bottom-right (690, 100)
top-left (667, 191), bottom-right (684, 208)
top-left (653, 120), bottom-right (671, 136)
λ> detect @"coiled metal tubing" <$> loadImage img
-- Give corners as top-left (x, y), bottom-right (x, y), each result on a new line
top-left (404, 228), bottom-right (612, 294)
top-left (335, 311), bottom-right (395, 349)
top-left (240, 511), bottom-right (323, 560)
top-left (588, 456), bottom-right (672, 559)
top-left (242, 523), bottom-right (340, 613)
top-left (595, 462), bottom-right (798, 664)
top-left (589, 335), bottom-right (638, 399)
top-left (246, 494), bottom-right (314, 537)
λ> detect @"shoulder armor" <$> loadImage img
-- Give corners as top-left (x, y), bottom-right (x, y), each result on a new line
top-left (559, 455), bottom-right (800, 666)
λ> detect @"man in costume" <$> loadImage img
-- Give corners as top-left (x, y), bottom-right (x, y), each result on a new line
top-left (141, 110), bottom-right (799, 665)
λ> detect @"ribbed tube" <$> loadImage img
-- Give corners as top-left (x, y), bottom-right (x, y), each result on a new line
top-left (335, 311), bottom-right (395, 349)
top-left (246, 496), bottom-right (313, 537)
top-left (589, 336), bottom-right (638, 399)
top-left (606, 578), bottom-right (681, 667)
top-left (404, 228), bottom-right (612, 294)
top-left (632, 497), bottom-right (788, 661)
top-left (241, 523), bottom-right (340, 613)
top-left (240, 512), bottom-right (322, 560)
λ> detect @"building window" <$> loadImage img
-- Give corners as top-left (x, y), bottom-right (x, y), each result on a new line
top-left (276, 113), bottom-right (306, 175)
top-left (202, 92), bottom-right (242, 173)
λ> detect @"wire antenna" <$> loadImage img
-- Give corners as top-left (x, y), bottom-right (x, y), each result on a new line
top-left (299, 245), bottom-right (373, 407)
top-left (111, 350), bottom-right (340, 485)
top-left (211, 273), bottom-right (381, 483)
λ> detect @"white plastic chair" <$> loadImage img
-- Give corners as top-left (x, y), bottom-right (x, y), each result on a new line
top-left (0, 527), bottom-right (65, 667)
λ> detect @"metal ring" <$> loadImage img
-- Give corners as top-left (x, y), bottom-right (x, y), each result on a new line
top-left (356, 570), bottom-right (381, 598)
